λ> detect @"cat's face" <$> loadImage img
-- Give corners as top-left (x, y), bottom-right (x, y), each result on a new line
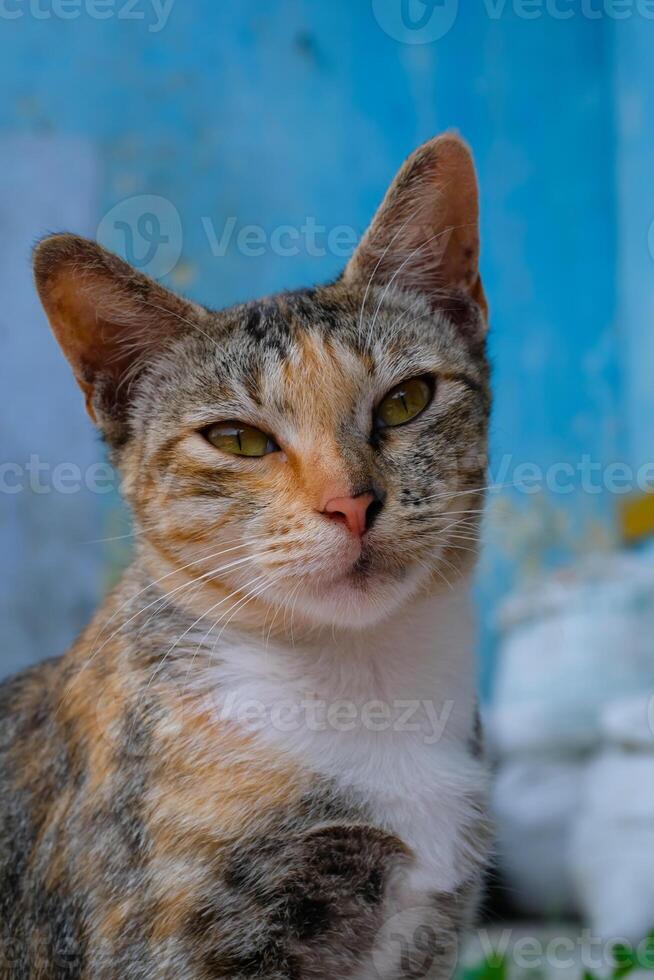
top-left (121, 284), bottom-right (488, 628)
top-left (34, 134), bottom-right (490, 631)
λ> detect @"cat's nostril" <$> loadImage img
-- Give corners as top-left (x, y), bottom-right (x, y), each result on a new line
top-left (322, 492), bottom-right (383, 538)
top-left (364, 496), bottom-right (384, 532)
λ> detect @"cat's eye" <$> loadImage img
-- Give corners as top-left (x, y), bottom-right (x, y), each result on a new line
top-left (204, 423), bottom-right (279, 458)
top-left (375, 377), bottom-right (434, 429)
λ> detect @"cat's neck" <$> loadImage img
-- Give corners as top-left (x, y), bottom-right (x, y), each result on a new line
top-left (102, 558), bottom-right (478, 753)
top-left (192, 576), bottom-right (478, 753)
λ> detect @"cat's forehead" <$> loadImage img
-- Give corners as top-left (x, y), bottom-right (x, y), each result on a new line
top-left (188, 293), bottom-right (377, 429)
top-left (207, 284), bottom-right (479, 385)
top-left (227, 287), bottom-right (373, 357)
top-left (149, 283), bottom-right (486, 434)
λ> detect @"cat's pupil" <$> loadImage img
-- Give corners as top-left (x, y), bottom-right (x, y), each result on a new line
top-left (205, 422), bottom-right (276, 458)
top-left (375, 376), bottom-right (434, 429)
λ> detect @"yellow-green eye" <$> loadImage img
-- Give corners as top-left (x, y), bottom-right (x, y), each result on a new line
top-left (204, 423), bottom-right (278, 458)
top-left (375, 377), bottom-right (434, 429)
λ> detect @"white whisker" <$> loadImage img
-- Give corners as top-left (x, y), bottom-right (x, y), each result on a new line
top-left (58, 545), bottom-right (274, 711)
top-left (148, 572), bottom-right (271, 698)
top-left (420, 481), bottom-right (517, 506)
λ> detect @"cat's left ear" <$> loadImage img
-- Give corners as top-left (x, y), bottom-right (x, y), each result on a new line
top-left (33, 234), bottom-right (202, 442)
top-left (343, 132), bottom-right (488, 326)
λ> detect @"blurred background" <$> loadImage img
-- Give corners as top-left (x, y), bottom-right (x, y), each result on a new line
top-left (2, 0), bottom-right (654, 956)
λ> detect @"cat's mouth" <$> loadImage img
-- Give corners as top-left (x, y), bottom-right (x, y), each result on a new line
top-left (348, 552), bottom-right (395, 582)
top-left (325, 543), bottom-right (409, 589)
top-left (284, 543), bottom-right (424, 629)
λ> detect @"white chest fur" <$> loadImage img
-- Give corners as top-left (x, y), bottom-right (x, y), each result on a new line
top-left (203, 582), bottom-right (487, 896)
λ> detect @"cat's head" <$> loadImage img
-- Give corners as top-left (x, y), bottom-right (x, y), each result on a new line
top-left (34, 133), bottom-right (490, 631)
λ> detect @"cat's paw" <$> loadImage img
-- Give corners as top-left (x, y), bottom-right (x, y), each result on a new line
top-left (211, 821), bottom-right (411, 979)
top-left (288, 822), bottom-right (411, 925)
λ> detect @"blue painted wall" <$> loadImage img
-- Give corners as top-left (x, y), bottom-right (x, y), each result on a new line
top-left (1, 2), bottom-right (647, 689)
top-left (614, 18), bottom-right (654, 475)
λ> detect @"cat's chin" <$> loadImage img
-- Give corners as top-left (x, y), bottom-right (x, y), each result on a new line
top-left (281, 561), bottom-right (427, 630)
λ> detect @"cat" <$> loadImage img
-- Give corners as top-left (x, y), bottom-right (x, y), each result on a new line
top-left (0, 132), bottom-right (491, 979)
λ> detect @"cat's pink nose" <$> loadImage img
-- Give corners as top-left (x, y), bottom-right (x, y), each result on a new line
top-left (322, 493), bottom-right (377, 538)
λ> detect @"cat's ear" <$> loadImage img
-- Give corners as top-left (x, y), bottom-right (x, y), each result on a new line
top-left (33, 234), bottom-right (200, 438)
top-left (343, 133), bottom-right (487, 323)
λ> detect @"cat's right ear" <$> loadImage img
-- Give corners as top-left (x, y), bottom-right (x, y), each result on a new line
top-left (343, 133), bottom-right (488, 326)
top-left (33, 234), bottom-right (201, 440)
